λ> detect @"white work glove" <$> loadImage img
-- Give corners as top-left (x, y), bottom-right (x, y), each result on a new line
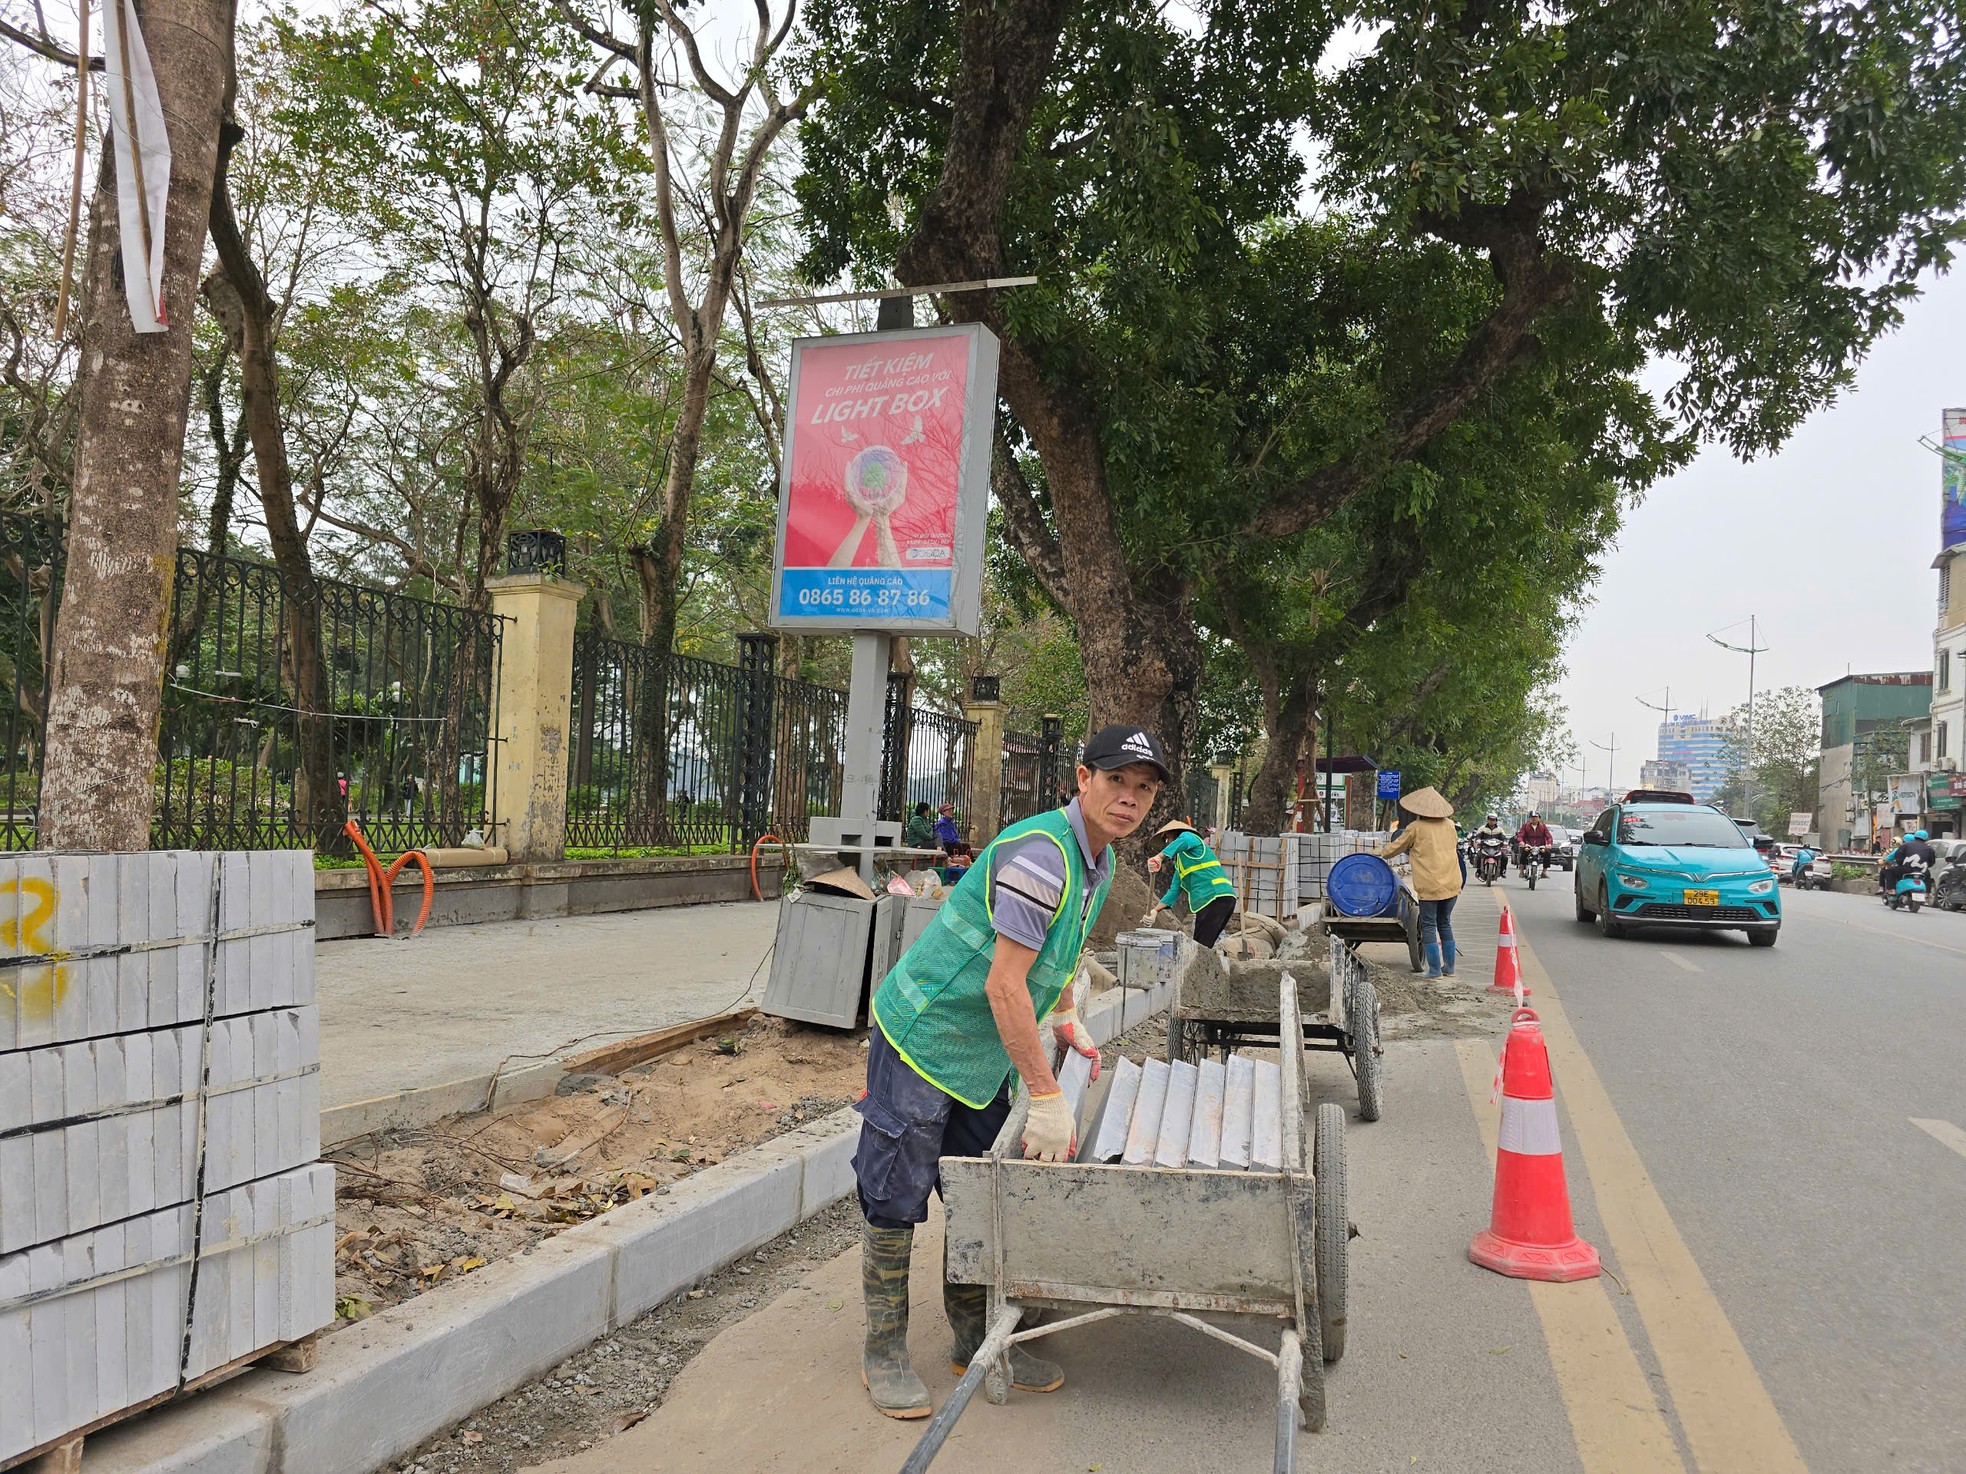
top-left (1049, 1004), bottom-right (1101, 1081)
top-left (1140, 906), bottom-right (1163, 927)
top-left (1022, 1090), bottom-right (1076, 1162)
top-left (1146, 855), bottom-right (1164, 874)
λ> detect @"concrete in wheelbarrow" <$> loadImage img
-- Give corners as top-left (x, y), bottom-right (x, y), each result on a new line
top-left (521, 1039), bottom-right (1587, 1474)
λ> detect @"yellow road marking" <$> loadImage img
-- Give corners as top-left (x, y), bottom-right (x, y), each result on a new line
top-left (1500, 904), bottom-right (1809, 1474)
top-left (1910, 1118), bottom-right (1966, 1161)
top-left (1658, 950), bottom-right (1702, 974)
top-left (1455, 1039), bottom-right (1687, 1473)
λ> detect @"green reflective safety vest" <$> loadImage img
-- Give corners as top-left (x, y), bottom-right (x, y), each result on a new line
top-left (1157, 829), bottom-right (1236, 911)
top-left (871, 807), bottom-right (1113, 1108)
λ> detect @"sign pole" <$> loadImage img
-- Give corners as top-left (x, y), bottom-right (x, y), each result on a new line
top-left (841, 632), bottom-right (893, 883)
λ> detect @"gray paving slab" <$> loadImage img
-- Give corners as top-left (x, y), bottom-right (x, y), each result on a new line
top-left (314, 902), bottom-right (781, 1109)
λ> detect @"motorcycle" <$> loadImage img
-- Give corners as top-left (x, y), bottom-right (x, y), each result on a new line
top-left (1882, 854), bottom-right (1930, 913)
top-left (1517, 844), bottom-right (1553, 890)
top-left (1473, 834), bottom-right (1509, 886)
top-left (1787, 850), bottom-right (1831, 891)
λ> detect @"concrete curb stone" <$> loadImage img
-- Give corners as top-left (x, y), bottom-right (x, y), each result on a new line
top-left (81, 1108), bottom-right (864, 1474)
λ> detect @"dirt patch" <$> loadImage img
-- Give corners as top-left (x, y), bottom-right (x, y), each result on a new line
top-left (1088, 866), bottom-right (1156, 949)
top-left (1363, 954), bottom-right (1519, 1040)
top-left (326, 1015), bottom-right (867, 1320)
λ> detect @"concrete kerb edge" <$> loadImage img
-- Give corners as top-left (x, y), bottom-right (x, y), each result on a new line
top-left (81, 1108), bottom-right (867, 1474)
top-left (88, 989), bottom-right (1180, 1474)
top-left (320, 1059), bottom-right (566, 1147)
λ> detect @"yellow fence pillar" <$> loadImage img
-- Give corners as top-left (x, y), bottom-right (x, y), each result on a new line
top-left (487, 573), bottom-right (585, 863)
top-left (964, 689), bottom-right (1006, 846)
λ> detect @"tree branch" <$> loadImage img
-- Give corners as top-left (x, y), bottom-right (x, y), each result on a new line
top-left (989, 427), bottom-right (1070, 610)
top-left (1242, 189), bottom-right (1574, 543)
top-left (0, 17), bottom-right (101, 68)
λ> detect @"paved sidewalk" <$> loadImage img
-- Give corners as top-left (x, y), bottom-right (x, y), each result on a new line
top-left (316, 902), bottom-right (781, 1109)
top-left (522, 1036), bottom-right (1585, 1474)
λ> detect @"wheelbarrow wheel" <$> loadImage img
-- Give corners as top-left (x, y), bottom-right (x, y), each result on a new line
top-left (1165, 1016), bottom-right (1196, 1066)
top-left (1313, 1102), bottom-right (1348, 1362)
top-left (1349, 978), bottom-right (1384, 1123)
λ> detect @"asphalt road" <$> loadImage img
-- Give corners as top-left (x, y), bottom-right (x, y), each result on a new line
top-left (1508, 874), bottom-right (1966, 1473)
top-left (514, 880), bottom-right (1966, 1474)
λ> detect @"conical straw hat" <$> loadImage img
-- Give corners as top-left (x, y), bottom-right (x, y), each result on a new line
top-left (1399, 786), bottom-right (1454, 820)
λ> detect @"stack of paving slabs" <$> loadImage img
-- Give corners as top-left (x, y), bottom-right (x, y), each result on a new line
top-left (1215, 832), bottom-right (1301, 922)
top-left (1059, 1049), bottom-right (1287, 1172)
top-left (1293, 831), bottom-right (1392, 906)
top-left (0, 852), bottom-right (334, 1463)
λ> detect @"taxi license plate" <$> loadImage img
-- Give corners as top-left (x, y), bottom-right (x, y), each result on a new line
top-left (1682, 889), bottom-right (1719, 906)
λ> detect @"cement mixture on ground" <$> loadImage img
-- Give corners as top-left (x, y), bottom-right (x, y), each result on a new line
top-left (327, 1015), bottom-right (866, 1319)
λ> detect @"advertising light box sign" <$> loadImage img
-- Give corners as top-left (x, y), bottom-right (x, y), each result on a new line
top-left (770, 323), bottom-right (999, 635)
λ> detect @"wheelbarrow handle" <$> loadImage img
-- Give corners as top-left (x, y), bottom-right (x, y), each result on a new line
top-left (898, 1304), bottom-right (1021, 1474)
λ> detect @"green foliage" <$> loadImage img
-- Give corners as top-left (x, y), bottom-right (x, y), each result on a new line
top-left (1713, 685), bottom-right (1824, 832)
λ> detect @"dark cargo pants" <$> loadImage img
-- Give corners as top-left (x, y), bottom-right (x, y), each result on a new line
top-left (852, 1025), bottom-right (1011, 1230)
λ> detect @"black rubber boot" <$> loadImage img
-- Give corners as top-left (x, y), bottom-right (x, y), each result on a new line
top-left (861, 1225), bottom-right (931, 1419)
top-left (944, 1283), bottom-right (1065, 1392)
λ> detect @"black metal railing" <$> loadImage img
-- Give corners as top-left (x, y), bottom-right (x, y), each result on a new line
top-left (566, 631), bottom-right (977, 854)
top-left (1001, 729), bottom-right (1043, 829)
top-left (0, 511), bottom-right (502, 853)
top-left (0, 514), bottom-right (63, 850)
top-left (156, 546), bottom-right (502, 852)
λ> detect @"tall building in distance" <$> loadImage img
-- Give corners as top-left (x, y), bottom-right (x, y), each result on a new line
top-left (1655, 714), bottom-right (1733, 802)
top-left (1638, 758), bottom-right (1694, 793)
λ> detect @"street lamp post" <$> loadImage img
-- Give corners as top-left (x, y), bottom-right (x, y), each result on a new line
top-left (1708, 617), bottom-right (1768, 820)
top-left (1591, 733), bottom-right (1618, 795)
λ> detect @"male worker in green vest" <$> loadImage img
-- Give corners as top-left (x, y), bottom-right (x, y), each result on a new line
top-left (853, 723), bottom-right (1171, 1419)
top-left (1146, 817), bottom-right (1238, 946)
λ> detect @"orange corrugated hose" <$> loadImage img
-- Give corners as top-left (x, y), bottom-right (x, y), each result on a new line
top-left (343, 819), bottom-right (435, 938)
top-left (751, 832), bottom-right (789, 901)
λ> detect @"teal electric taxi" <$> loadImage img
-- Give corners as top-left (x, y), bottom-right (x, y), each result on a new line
top-left (1573, 790), bottom-right (1781, 947)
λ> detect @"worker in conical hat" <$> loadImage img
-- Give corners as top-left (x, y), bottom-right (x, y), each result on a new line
top-left (1147, 817), bottom-right (1238, 946)
top-left (1379, 785), bottom-right (1462, 977)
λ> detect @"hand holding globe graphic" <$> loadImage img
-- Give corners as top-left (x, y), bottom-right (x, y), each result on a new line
top-left (827, 445), bottom-right (908, 569)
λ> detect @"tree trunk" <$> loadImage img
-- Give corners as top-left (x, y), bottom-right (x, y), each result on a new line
top-left (40, 0), bottom-right (233, 853)
top-left (203, 122), bottom-right (344, 852)
top-left (1246, 676), bottom-right (1315, 834)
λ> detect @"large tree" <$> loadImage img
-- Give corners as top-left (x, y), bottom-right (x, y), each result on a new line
top-left (799, 0), bottom-right (1966, 796)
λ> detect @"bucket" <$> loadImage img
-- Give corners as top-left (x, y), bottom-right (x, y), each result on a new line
top-left (1326, 852), bottom-right (1399, 918)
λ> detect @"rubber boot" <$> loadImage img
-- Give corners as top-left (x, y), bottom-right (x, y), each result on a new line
top-left (861, 1225), bottom-right (931, 1420)
top-left (1441, 938), bottom-right (1458, 976)
top-left (1422, 941), bottom-right (1444, 978)
top-left (945, 1283), bottom-right (1065, 1392)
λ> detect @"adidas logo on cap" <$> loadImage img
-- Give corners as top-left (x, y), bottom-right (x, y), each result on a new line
top-left (1121, 731), bottom-right (1155, 759)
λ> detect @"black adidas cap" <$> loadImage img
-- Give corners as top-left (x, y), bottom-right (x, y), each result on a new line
top-left (1080, 724), bottom-right (1170, 781)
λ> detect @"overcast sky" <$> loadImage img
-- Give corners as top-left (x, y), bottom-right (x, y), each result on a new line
top-left (1553, 267), bottom-right (1965, 791)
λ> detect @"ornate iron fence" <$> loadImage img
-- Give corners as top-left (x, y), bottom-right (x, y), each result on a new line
top-left (566, 632), bottom-right (977, 853)
top-left (0, 514), bottom-right (63, 850)
top-left (1000, 729), bottom-right (1043, 829)
top-left (155, 546), bottom-right (502, 852)
top-left (880, 676), bottom-right (977, 834)
top-left (0, 512), bottom-right (502, 853)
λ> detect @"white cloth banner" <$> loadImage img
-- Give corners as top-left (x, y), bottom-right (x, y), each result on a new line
top-left (100, 0), bottom-right (171, 332)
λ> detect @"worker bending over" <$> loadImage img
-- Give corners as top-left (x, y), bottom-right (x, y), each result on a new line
top-left (851, 724), bottom-right (1170, 1419)
top-left (1146, 817), bottom-right (1237, 946)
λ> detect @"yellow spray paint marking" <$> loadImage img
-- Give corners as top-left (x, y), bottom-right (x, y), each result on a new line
top-left (0, 876), bottom-right (71, 1019)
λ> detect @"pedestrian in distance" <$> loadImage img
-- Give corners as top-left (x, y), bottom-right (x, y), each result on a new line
top-left (1146, 817), bottom-right (1238, 946)
top-left (850, 724), bottom-right (1170, 1420)
top-left (933, 800), bottom-right (971, 860)
top-left (904, 800), bottom-right (937, 852)
top-left (1379, 786), bottom-right (1463, 977)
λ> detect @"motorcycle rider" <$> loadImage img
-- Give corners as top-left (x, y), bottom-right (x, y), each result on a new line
top-left (1469, 812), bottom-right (1509, 881)
top-left (1789, 842), bottom-right (1818, 885)
top-left (1881, 829), bottom-right (1936, 894)
top-left (1514, 812), bottom-right (1555, 875)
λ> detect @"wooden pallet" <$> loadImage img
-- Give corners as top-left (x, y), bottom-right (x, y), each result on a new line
top-left (2, 1333), bottom-right (320, 1473)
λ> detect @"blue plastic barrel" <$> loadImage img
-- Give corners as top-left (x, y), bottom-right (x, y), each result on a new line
top-left (1326, 852), bottom-right (1399, 918)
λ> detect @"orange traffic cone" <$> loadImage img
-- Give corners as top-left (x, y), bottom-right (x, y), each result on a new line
top-left (1489, 905), bottom-right (1529, 998)
top-left (1470, 1009), bottom-right (1600, 1282)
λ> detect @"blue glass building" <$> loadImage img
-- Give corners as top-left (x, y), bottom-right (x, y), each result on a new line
top-left (1655, 715), bottom-right (1734, 802)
